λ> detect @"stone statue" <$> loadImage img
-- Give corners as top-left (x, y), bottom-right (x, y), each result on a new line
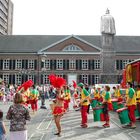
top-left (101, 9), bottom-right (116, 35)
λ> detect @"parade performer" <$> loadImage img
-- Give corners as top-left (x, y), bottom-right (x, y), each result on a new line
top-left (126, 82), bottom-right (136, 129)
top-left (49, 74), bottom-right (66, 137)
top-left (17, 80), bottom-right (33, 107)
top-left (30, 85), bottom-right (39, 113)
top-left (78, 83), bottom-right (90, 128)
top-left (64, 85), bottom-right (71, 112)
top-left (136, 85), bottom-right (140, 116)
top-left (102, 86), bottom-right (113, 128)
top-left (94, 85), bottom-right (103, 103)
top-left (114, 85), bottom-right (123, 102)
top-left (72, 81), bottom-right (80, 110)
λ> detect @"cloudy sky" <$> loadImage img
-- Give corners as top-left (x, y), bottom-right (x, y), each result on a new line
top-left (12, 0), bottom-right (140, 35)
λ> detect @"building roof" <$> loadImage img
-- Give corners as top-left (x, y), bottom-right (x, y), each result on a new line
top-left (0, 35), bottom-right (140, 53)
top-left (114, 36), bottom-right (140, 53)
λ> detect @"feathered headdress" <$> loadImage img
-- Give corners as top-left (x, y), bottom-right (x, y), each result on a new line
top-left (49, 74), bottom-right (66, 88)
top-left (17, 80), bottom-right (34, 92)
top-left (72, 80), bottom-right (77, 89)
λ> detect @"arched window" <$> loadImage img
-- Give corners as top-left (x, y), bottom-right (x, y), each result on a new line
top-left (63, 44), bottom-right (83, 51)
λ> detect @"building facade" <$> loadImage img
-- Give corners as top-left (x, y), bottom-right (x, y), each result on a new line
top-left (0, 0), bottom-right (13, 35)
top-left (0, 10), bottom-right (140, 85)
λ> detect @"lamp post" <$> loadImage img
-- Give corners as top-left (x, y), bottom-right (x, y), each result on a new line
top-left (40, 54), bottom-right (47, 109)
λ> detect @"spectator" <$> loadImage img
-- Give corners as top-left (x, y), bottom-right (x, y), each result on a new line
top-left (6, 93), bottom-right (31, 140)
top-left (0, 109), bottom-right (6, 140)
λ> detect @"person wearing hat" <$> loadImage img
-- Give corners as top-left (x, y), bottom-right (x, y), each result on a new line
top-left (78, 83), bottom-right (90, 128)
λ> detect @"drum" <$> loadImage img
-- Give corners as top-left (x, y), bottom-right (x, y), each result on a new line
top-left (111, 98), bottom-right (118, 111)
top-left (117, 102), bottom-right (124, 109)
top-left (93, 107), bottom-right (105, 122)
top-left (91, 98), bottom-right (98, 108)
top-left (116, 107), bottom-right (130, 125)
top-left (91, 98), bottom-right (97, 108)
top-left (135, 108), bottom-right (140, 119)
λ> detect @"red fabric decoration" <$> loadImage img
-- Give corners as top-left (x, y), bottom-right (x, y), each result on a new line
top-left (49, 74), bottom-right (66, 88)
top-left (72, 80), bottom-right (77, 89)
top-left (17, 80), bottom-right (34, 92)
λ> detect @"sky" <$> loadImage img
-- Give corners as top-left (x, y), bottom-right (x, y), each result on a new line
top-left (12, 0), bottom-right (140, 35)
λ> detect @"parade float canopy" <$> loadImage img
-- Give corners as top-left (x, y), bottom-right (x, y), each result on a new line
top-left (125, 58), bottom-right (140, 84)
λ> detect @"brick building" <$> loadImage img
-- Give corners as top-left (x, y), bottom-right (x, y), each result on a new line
top-left (0, 10), bottom-right (140, 85)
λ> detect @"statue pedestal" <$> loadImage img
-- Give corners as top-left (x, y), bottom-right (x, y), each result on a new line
top-left (100, 74), bottom-right (118, 84)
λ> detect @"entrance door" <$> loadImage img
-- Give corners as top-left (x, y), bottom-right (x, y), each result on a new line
top-left (68, 74), bottom-right (77, 85)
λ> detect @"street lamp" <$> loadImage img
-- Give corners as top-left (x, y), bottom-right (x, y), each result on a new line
top-left (40, 54), bottom-right (47, 109)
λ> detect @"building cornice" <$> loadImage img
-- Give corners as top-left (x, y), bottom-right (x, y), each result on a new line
top-left (37, 52), bottom-right (101, 55)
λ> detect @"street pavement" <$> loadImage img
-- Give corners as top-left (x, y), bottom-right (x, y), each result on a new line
top-left (1, 100), bottom-right (140, 140)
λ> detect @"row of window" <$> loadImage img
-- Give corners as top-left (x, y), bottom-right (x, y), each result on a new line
top-left (0, 59), bottom-right (101, 70)
top-left (43, 59), bottom-right (100, 70)
top-left (0, 0), bottom-right (8, 9)
top-left (0, 2), bottom-right (8, 14)
top-left (2, 74), bottom-right (99, 85)
top-left (0, 59), bottom-right (134, 71)
top-left (116, 59), bottom-right (134, 70)
top-left (0, 59), bottom-right (36, 70)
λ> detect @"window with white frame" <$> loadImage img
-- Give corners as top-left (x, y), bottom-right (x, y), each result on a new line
top-left (82, 74), bottom-right (88, 84)
top-left (56, 59), bottom-right (63, 70)
top-left (69, 59), bottom-right (76, 70)
top-left (94, 75), bottom-right (99, 84)
top-left (82, 60), bottom-right (88, 70)
top-left (63, 44), bottom-right (83, 51)
top-left (122, 60), bottom-right (134, 69)
top-left (94, 60), bottom-right (100, 69)
top-left (28, 60), bottom-right (34, 69)
top-left (3, 74), bottom-right (9, 84)
top-left (28, 74), bottom-right (34, 82)
top-left (44, 59), bottom-right (50, 69)
top-left (16, 59), bottom-right (22, 69)
top-left (3, 59), bottom-right (10, 70)
top-left (15, 74), bottom-right (22, 85)
top-left (43, 74), bottom-right (49, 84)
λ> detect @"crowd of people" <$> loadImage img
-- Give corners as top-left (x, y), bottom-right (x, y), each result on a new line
top-left (50, 79), bottom-right (140, 137)
top-left (0, 76), bottom-right (140, 139)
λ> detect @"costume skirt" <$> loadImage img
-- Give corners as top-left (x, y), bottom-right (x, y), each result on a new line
top-left (53, 106), bottom-right (64, 116)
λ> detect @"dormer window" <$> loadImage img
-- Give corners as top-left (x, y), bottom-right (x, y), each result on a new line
top-left (63, 44), bottom-right (83, 51)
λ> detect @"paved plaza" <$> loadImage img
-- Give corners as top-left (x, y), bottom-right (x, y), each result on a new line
top-left (1, 100), bottom-right (140, 140)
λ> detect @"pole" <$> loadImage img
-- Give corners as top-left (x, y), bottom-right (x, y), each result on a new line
top-left (40, 64), bottom-right (47, 109)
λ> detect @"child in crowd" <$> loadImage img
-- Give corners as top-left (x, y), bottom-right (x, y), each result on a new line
top-left (0, 109), bottom-right (6, 140)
